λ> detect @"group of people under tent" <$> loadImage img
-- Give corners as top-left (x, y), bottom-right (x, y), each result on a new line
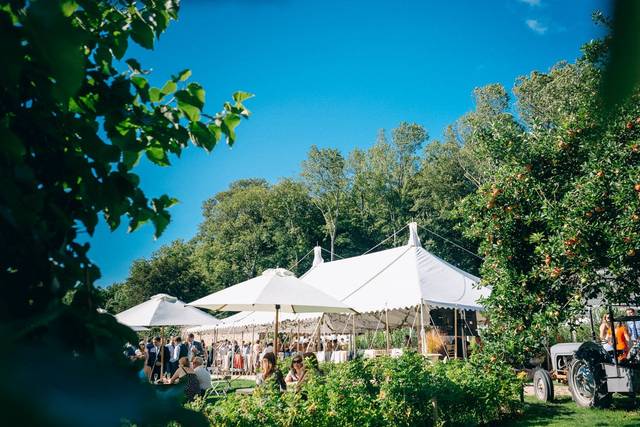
top-left (599, 307), bottom-right (640, 361)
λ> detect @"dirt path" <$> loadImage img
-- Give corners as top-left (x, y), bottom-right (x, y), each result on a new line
top-left (524, 383), bottom-right (571, 397)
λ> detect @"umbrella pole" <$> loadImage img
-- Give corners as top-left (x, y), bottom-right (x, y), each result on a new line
top-left (274, 304), bottom-right (280, 356)
top-left (297, 319), bottom-right (301, 353)
top-left (385, 307), bottom-right (391, 354)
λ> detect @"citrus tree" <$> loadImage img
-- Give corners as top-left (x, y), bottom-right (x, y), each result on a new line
top-left (459, 45), bottom-right (640, 364)
top-left (0, 1), bottom-right (251, 424)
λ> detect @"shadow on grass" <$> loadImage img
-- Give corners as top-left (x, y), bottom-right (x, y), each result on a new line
top-left (499, 396), bottom-right (640, 427)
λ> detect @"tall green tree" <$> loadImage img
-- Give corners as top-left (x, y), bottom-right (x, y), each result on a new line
top-left (301, 145), bottom-right (348, 260)
top-left (192, 178), bottom-right (323, 290)
top-left (0, 1), bottom-right (250, 424)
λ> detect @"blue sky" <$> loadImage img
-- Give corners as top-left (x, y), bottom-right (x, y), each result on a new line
top-left (89, 0), bottom-right (608, 286)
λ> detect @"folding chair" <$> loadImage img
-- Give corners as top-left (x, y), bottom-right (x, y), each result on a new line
top-left (209, 374), bottom-right (233, 396)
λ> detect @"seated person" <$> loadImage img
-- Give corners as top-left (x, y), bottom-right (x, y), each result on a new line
top-left (164, 357), bottom-right (200, 401)
top-left (285, 354), bottom-right (304, 383)
top-left (192, 356), bottom-right (212, 392)
top-left (256, 352), bottom-right (286, 392)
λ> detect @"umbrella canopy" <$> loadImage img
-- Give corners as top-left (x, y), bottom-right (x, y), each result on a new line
top-left (188, 268), bottom-right (356, 314)
top-left (116, 293), bottom-right (220, 327)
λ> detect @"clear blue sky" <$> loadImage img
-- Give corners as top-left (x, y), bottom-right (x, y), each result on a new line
top-left (88, 0), bottom-right (608, 286)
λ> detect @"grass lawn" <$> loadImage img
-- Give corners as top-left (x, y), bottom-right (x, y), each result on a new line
top-left (501, 395), bottom-right (640, 426)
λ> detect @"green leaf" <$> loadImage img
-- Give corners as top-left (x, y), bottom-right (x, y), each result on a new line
top-left (112, 31), bottom-right (128, 60)
top-left (130, 17), bottom-right (154, 50)
top-left (173, 69), bottom-right (191, 82)
top-left (175, 89), bottom-right (201, 121)
top-left (125, 58), bottom-right (142, 73)
top-left (222, 114), bottom-right (241, 145)
top-left (61, 0), bottom-right (78, 17)
top-left (149, 87), bottom-right (162, 103)
top-left (233, 91), bottom-right (254, 103)
top-left (161, 80), bottom-right (177, 96)
top-left (189, 121), bottom-right (217, 151)
top-left (146, 146), bottom-right (170, 166)
top-left (187, 83), bottom-right (205, 109)
top-left (208, 123), bottom-right (222, 143)
top-left (123, 150), bottom-right (142, 169)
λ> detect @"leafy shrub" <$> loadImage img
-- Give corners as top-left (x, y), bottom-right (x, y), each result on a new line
top-left (201, 352), bottom-right (522, 426)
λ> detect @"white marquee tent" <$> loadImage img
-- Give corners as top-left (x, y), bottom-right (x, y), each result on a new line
top-left (188, 223), bottom-right (489, 344)
top-left (302, 223), bottom-right (488, 313)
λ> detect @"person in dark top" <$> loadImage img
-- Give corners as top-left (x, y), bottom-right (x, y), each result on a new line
top-left (256, 352), bottom-right (286, 392)
top-left (146, 336), bottom-right (162, 381)
top-left (165, 357), bottom-right (200, 401)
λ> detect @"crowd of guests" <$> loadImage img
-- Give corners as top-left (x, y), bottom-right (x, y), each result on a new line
top-left (599, 307), bottom-right (640, 361)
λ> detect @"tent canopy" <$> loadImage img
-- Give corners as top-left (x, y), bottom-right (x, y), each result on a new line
top-left (189, 268), bottom-right (355, 314)
top-left (115, 293), bottom-right (220, 327)
top-left (302, 223), bottom-right (489, 312)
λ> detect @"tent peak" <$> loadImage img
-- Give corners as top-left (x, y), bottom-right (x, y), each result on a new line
top-left (312, 246), bottom-right (324, 267)
top-left (150, 293), bottom-right (177, 303)
top-left (407, 222), bottom-right (422, 247)
top-left (262, 268), bottom-right (294, 277)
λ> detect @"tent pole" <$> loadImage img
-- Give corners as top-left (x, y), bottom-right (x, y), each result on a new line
top-left (454, 308), bottom-right (458, 359)
top-left (297, 318), bottom-right (301, 353)
top-left (385, 307), bottom-right (391, 354)
top-left (352, 313), bottom-right (357, 359)
top-left (274, 304), bottom-right (280, 357)
top-left (461, 310), bottom-right (468, 360)
top-left (419, 302), bottom-right (426, 355)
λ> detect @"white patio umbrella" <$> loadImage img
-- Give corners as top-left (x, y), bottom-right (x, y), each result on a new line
top-left (188, 268), bottom-right (355, 353)
top-left (115, 294), bottom-right (220, 377)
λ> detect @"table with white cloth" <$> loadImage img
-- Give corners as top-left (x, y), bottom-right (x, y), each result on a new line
top-left (362, 349), bottom-right (387, 359)
top-left (316, 351), bottom-right (332, 362)
top-left (330, 350), bottom-right (348, 363)
top-left (390, 348), bottom-right (404, 358)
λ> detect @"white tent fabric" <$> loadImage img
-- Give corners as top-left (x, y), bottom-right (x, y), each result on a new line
top-left (188, 268), bottom-right (355, 314)
top-left (301, 223), bottom-right (489, 312)
top-left (115, 293), bottom-right (220, 327)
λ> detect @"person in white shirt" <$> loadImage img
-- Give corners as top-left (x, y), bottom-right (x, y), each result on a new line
top-left (192, 357), bottom-right (211, 392)
top-left (169, 337), bottom-right (181, 375)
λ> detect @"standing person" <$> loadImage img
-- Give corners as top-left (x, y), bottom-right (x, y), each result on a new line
top-left (187, 333), bottom-right (204, 360)
top-left (164, 337), bottom-right (175, 375)
top-left (169, 337), bottom-right (182, 375)
top-left (147, 336), bottom-right (162, 381)
top-left (626, 308), bottom-right (640, 345)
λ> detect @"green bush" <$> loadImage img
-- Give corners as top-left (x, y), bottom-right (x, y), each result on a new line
top-left (200, 352), bottom-right (522, 426)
